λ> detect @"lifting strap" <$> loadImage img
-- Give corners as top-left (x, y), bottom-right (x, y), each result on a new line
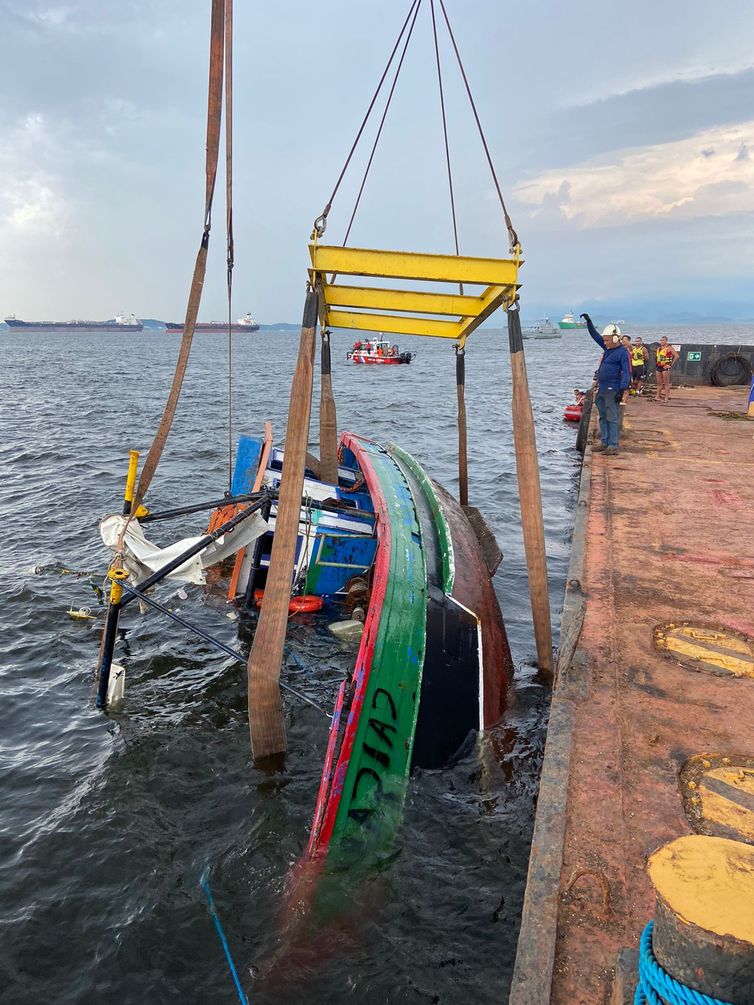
top-left (247, 289), bottom-right (320, 761)
top-left (455, 344), bottom-right (468, 506)
top-left (319, 329), bottom-right (339, 484)
top-left (132, 0), bottom-right (227, 513)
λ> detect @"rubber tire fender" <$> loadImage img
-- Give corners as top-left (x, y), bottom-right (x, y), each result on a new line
top-left (710, 353), bottom-right (752, 387)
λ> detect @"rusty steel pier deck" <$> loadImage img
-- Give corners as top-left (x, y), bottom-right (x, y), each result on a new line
top-left (510, 385), bottom-right (754, 1004)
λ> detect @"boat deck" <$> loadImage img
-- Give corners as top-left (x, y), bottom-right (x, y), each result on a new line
top-left (510, 385), bottom-right (754, 1004)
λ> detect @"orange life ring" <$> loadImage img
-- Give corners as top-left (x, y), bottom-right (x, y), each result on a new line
top-left (254, 590), bottom-right (324, 613)
top-left (288, 595), bottom-right (324, 613)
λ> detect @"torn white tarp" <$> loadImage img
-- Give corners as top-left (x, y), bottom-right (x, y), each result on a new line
top-left (99, 511), bottom-right (267, 586)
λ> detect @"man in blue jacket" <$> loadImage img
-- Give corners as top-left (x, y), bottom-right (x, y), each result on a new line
top-left (580, 313), bottom-right (631, 455)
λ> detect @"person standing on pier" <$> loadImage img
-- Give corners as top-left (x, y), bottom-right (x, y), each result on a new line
top-left (580, 314), bottom-right (631, 455)
top-left (620, 334), bottom-right (633, 413)
top-left (655, 336), bottom-right (679, 403)
top-left (631, 337), bottom-right (650, 395)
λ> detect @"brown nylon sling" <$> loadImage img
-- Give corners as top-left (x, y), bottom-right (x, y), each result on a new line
top-left (132, 0), bottom-right (227, 513)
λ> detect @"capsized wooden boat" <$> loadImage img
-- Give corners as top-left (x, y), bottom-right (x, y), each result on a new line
top-left (272, 431), bottom-right (513, 921)
top-left (213, 428), bottom-right (511, 911)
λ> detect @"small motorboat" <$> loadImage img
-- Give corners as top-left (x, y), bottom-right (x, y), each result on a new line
top-left (347, 337), bottom-right (415, 364)
top-left (564, 388), bottom-right (587, 423)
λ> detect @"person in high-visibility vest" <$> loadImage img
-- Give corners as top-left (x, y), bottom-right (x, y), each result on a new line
top-left (631, 337), bottom-right (650, 395)
top-left (620, 335), bottom-right (634, 403)
top-left (655, 336), bottom-right (679, 403)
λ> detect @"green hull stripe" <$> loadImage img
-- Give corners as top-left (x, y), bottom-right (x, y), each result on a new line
top-left (388, 443), bottom-right (454, 594)
top-left (329, 439), bottom-right (427, 863)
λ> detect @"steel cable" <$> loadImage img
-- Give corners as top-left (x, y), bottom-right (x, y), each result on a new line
top-left (313, 0), bottom-right (421, 235)
top-left (341, 0), bottom-right (423, 248)
top-left (429, 0), bottom-right (462, 292)
top-left (437, 0), bottom-right (519, 252)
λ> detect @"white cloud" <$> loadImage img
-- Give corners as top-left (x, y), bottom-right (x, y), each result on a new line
top-left (513, 121), bottom-right (754, 228)
top-left (28, 6), bottom-right (75, 29)
top-left (3, 178), bottom-right (67, 236)
top-left (0, 114), bottom-right (71, 240)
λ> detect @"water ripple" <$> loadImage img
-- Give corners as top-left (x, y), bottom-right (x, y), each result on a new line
top-left (1, 322), bottom-right (749, 1003)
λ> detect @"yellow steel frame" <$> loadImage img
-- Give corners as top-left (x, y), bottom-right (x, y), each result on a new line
top-left (309, 242), bottom-right (521, 347)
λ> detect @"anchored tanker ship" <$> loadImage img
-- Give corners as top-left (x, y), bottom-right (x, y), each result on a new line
top-left (165, 312), bottom-right (259, 333)
top-left (4, 313), bottom-right (143, 332)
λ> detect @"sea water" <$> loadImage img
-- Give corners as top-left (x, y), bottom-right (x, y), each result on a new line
top-left (1, 322), bottom-right (751, 1003)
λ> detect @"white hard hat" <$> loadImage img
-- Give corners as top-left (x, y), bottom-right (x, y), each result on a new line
top-left (602, 323), bottom-right (621, 339)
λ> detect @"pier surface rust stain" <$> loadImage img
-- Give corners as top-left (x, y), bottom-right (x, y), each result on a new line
top-left (511, 386), bottom-right (754, 1005)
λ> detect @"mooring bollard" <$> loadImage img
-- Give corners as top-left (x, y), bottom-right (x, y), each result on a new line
top-left (635, 834), bottom-right (754, 1005)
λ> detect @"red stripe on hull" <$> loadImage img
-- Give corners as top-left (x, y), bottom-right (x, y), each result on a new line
top-left (304, 433), bottom-right (391, 858)
top-left (351, 356), bottom-right (403, 364)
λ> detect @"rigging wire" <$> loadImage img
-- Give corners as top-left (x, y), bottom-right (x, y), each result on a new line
top-left (429, 0), bottom-right (462, 292)
top-left (313, 0), bottom-right (421, 236)
top-left (436, 0), bottom-right (519, 252)
top-left (342, 0), bottom-right (423, 249)
top-left (225, 0), bottom-right (235, 493)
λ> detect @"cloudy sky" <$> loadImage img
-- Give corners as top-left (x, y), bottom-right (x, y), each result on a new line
top-left (1, 0), bottom-right (754, 322)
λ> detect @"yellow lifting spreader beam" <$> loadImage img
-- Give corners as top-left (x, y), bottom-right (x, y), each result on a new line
top-left (309, 241), bottom-right (521, 347)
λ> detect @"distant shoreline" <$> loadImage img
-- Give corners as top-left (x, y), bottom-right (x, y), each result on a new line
top-left (3, 319), bottom-right (754, 332)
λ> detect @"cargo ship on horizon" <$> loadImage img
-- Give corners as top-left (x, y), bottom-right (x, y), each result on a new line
top-left (4, 313), bottom-right (143, 332)
top-left (165, 312), bottom-right (259, 333)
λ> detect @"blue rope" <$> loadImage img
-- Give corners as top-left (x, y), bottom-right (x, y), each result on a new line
top-left (199, 866), bottom-right (250, 1005)
top-left (634, 922), bottom-right (733, 1005)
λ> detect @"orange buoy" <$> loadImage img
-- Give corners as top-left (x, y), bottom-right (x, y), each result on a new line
top-left (564, 404), bottom-right (583, 423)
top-left (254, 590), bottom-right (324, 613)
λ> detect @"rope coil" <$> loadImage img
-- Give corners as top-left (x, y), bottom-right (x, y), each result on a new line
top-left (635, 922), bottom-right (734, 1005)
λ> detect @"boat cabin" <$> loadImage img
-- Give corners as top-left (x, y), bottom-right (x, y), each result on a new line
top-left (351, 338), bottom-right (399, 357)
